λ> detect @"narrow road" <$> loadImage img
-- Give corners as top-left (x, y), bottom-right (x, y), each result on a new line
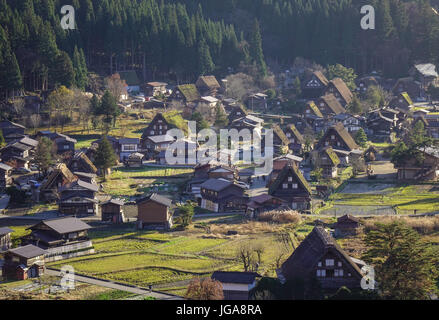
top-left (45, 268), bottom-right (183, 300)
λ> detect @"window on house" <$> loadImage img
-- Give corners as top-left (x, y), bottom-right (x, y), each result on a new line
top-left (318, 261), bottom-right (322, 267)
top-left (338, 262), bottom-right (342, 267)
top-left (63, 145), bottom-right (69, 149)
top-left (331, 135), bottom-right (335, 139)
top-left (325, 141), bottom-right (329, 146)
top-left (316, 270), bottom-right (326, 277)
top-left (335, 269), bottom-right (344, 277)
top-left (150, 131), bottom-right (154, 135)
top-left (288, 177), bottom-right (293, 182)
top-left (283, 184), bottom-right (288, 189)
top-left (326, 259), bottom-right (334, 266)
top-left (292, 183), bottom-right (298, 189)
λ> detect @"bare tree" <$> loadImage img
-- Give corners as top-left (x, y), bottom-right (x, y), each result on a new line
top-left (105, 73), bottom-right (127, 102)
top-left (11, 97), bottom-right (25, 115)
top-left (225, 73), bottom-right (258, 102)
top-left (28, 114), bottom-right (41, 134)
top-left (185, 278), bottom-right (224, 300)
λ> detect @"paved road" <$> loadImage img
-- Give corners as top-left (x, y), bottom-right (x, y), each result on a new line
top-left (45, 268), bottom-right (183, 300)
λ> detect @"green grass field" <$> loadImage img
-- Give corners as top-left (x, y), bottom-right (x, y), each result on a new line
top-left (329, 183), bottom-right (439, 213)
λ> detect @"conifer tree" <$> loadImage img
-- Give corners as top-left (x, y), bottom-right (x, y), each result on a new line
top-left (94, 135), bottom-right (117, 181)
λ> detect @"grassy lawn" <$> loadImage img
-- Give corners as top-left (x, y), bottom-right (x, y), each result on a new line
top-left (47, 219), bottom-right (304, 291)
top-left (101, 166), bottom-right (192, 198)
top-left (329, 183), bottom-right (439, 213)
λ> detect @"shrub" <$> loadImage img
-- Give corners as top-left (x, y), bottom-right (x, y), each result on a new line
top-left (258, 210), bottom-right (301, 224)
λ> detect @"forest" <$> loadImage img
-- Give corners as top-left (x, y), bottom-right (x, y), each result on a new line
top-left (0, 0), bottom-right (438, 99)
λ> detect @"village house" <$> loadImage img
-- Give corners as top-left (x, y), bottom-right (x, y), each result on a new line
top-left (388, 92), bottom-right (414, 112)
top-left (25, 217), bottom-right (92, 249)
top-left (268, 163), bottom-right (311, 211)
top-left (137, 193), bottom-right (173, 230)
top-left (195, 75), bottom-right (221, 97)
top-left (415, 114), bottom-right (439, 138)
top-left (272, 125), bottom-right (290, 156)
top-left (222, 98), bottom-right (240, 114)
top-left (278, 226), bottom-right (364, 292)
top-left (366, 110), bottom-right (397, 141)
top-left (394, 147), bottom-right (439, 181)
top-left (284, 124), bottom-right (305, 154)
top-left (304, 101), bottom-right (324, 118)
top-left (392, 78), bottom-right (423, 101)
top-left (247, 93), bottom-right (268, 110)
top-left (0, 120), bottom-right (26, 143)
top-left (144, 98), bottom-right (167, 109)
top-left (200, 178), bottom-right (246, 212)
top-left (245, 194), bottom-right (288, 219)
top-left (229, 115), bottom-right (264, 132)
top-left (73, 172), bottom-right (97, 184)
top-left (141, 113), bottom-right (172, 146)
top-left (67, 151), bottom-right (98, 175)
top-left (101, 198), bottom-right (125, 223)
top-left (169, 84), bottom-right (201, 112)
top-left (333, 114), bottom-right (365, 134)
top-left (23, 218), bottom-right (94, 262)
top-left (315, 123), bottom-right (360, 153)
top-left (315, 94), bottom-right (346, 117)
top-left (0, 162), bottom-right (13, 188)
top-left (316, 147), bottom-right (341, 179)
top-left (267, 154), bottom-right (303, 186)
top-left (301, 71), bottom-right (329, 99)
top-left (144, 134), bottom-right (175, 157)
top-left (2, 245), bottom-right (46, 280)
top-left (144, 81), bottom-right (168, 97)
top-left (58, 180), bottom-right (99, 216)
top-left (410, 63), bottom-right (439, 92)
top-left (39, 163), bottom-right (78, 201)
top-left (34, 131), bottom-right (77, 155)
top-left (17, 136), bottom-right (39, 153)
top-left (118, 70), bottom-right (141, 93)
top-left (211, 271), bottom-right (260, 300)
top-left (0, 141), bottom-right (31, 167)
top-left (227, 105), bottom-right (248, 123)
top-left (355, 76), bottom-right (380, 96)
top-left (334, 214), bottom-right (363, 238)
top-left (118, 138), bottom-right (140, 162)
top-left (0, 227), bottom-right (13, 252)
top-left (324, 78), bottom-right (353, 107)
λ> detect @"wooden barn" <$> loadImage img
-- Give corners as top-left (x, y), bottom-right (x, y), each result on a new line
top-left (137, 193), bottom-right (173, 230)
top-left (101, 199), bottom-right (126, 223)
top-left (2, 245), bottom-right (46, 280)
top-left (334, 215), bottom-right (363, 238)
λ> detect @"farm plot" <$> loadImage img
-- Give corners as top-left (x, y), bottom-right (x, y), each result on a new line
top-left (325, 183), bottom-right (439, 215)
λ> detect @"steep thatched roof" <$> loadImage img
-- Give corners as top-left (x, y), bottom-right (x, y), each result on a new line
top-left (320, 147), bottom-right (340, 166)
top-left (287, 124), bottom-right (305, 144)
top-left (196, 75), bottom-right (220, 89)
top-left (269, 163), bottom-right (311, 195)
top-left (318, 123), bottom-right (359, 151)
top-left (329, 78), bottom-right (353, 104)
top-left (273, 125), bottom-right (290, 146)
top-left (280, 226), bottom-right (363, 280)
top-left (318, 94), bottom-right (346, 115)
top-left (177, 84), bottom-right (201, 102)
top-left (68, 151), bottom-right (97, 174)
top-left (305, 101), bottom-right (324, 118)
top-left (40, 163), bottom-right (77, 191)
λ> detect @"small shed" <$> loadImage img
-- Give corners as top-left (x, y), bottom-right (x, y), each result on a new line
top-left (211, 271), bottom-right (260, 300)
top-left (101, 199), bottom-right (126, 223)
top-left (0, 227), bottom-right (14, 251)
top-left (126, 152), bottom-right (144, 168)
top-left (334, 214), bottom-right (363, 237)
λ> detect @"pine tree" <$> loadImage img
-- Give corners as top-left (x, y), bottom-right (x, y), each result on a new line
top-left (249, 19), bottom-right (267, 77)
top-left (355, 128), bottom-right (368, 148)
top-left (94, 135), bottom-right (117, 181)
top-left (100, 90), bottom-right (120, 125)
top-left (34, 137), bottom-right (54, 175)
top-left (363, 221), bottom-right (438, 300)
top-left (198, 38), bottom-right (215, 75)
